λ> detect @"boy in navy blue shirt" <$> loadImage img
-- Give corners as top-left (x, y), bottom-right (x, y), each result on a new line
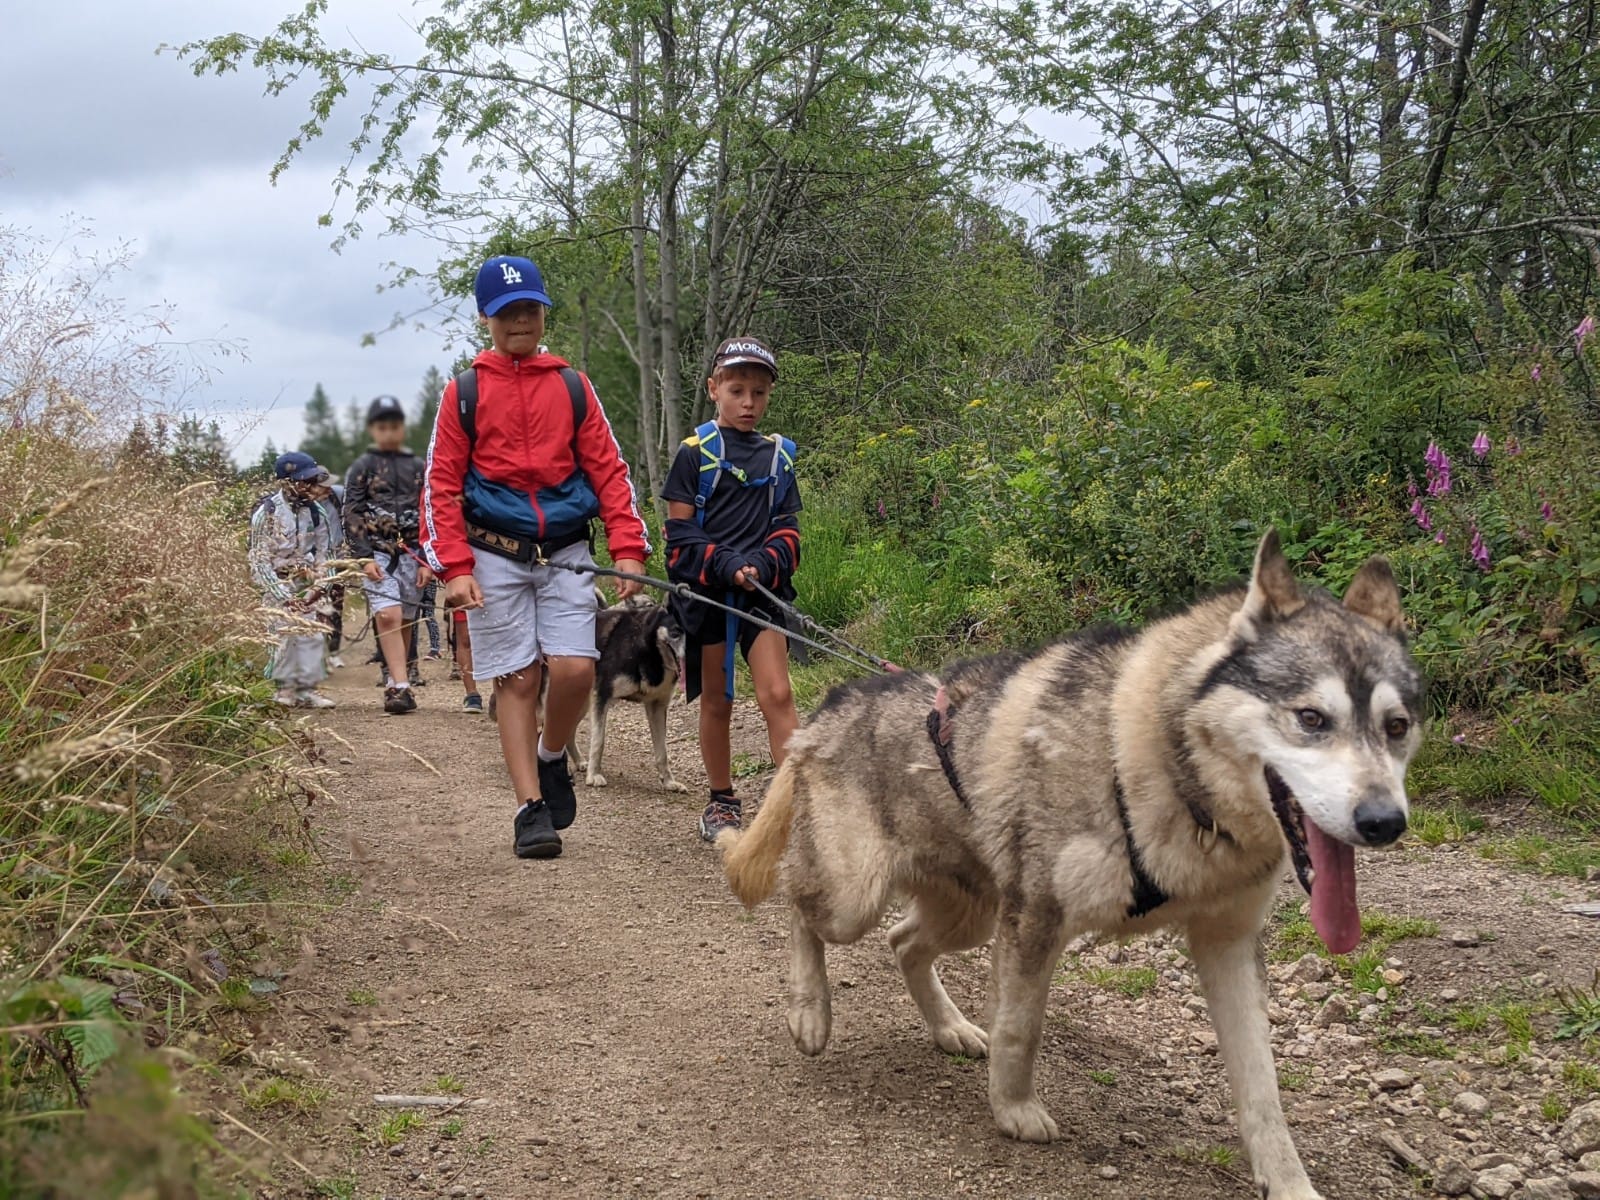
top-left (663, 337), bottom-right (801, 842)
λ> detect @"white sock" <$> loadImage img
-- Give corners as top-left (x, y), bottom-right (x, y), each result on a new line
top-left (387, 678), bottom-right (410, 690)
top-left (515, 801), bottom-right (532, 818)
top-left (536, 738), bottom-right (563, 763)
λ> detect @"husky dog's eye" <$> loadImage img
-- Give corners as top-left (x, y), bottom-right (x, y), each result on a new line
top-left (1296, 708), bottom-right (1327, 731)
top-left (1385, 716), bottom-right (1410, 739)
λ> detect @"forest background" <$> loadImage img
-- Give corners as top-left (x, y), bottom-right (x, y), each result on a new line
top-left (3, 0), bottom-right (1598, 1186)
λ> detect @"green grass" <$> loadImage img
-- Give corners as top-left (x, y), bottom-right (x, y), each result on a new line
top-left (1082, 966), bottom-right (1159, 999)
top-left (1270, 907), bottom-right (1438, 964)
top-left (1562, 1060), bottom-right (1600, 1094)
top-left (1175, 1144), bottom-right (1238, 1169)
top-left (1555, 973), bottom-right (1600, 1042)
top-left (378, 1112), bottom-right (424, 1146)
top-left (435, 1075), bottom-right (464, 1095)
top-left (1408, 802), bottom-right (1486, 846)
top-left (316, 1177), bottom-right (359, 1200)
top-left (1378, 1031), bottom-right (1455, 1060)
top-left (243, 1078), bottom-right (329, 1114)
top-left (1088, 1069), bottom-right (1117, 1086)
top-left (271, 845), bottom-right (313, 869)
top-left (730, 752), bottom-right (772, 779)
top-left (215, 978), bottom-right (264, 1013)
top-left (441, 1118), bottom-right (464, 1140)
top-left (1542, 1093), bottom-right (1571, 1123)
top-left (1278, 1067), bottom-right (1311, 1091)
top-left (345, 987), bottom-right (378, 1007)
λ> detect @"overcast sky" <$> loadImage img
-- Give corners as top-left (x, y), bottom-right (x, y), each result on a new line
top-left (0, 1), bottom-right (455, 464)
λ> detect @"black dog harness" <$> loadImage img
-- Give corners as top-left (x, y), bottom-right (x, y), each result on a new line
top-left (926, 688), bottom-right (1232, 918)
top-left (926, 685), bottom-right (972, 809)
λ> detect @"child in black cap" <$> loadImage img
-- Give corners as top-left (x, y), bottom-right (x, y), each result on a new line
top-left (663, 336), bottom-right (801, 842)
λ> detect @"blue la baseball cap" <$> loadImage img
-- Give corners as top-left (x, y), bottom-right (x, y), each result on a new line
top-left (475, 255), bottom-right (553, 316)
top-left (274, 451), bottom-right (324, 482)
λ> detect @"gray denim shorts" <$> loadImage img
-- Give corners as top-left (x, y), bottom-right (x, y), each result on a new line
top-left (465, 541), bottom-right (600, 680)
top-left (363, 552), bottom-right (421, 615)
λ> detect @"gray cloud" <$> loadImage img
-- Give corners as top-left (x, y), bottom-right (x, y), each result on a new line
top-left (2, 0), bottom-right (472, 465)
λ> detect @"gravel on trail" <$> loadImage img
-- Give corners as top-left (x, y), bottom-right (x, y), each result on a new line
top-left (240, 656), bottom-right (1600, 1199)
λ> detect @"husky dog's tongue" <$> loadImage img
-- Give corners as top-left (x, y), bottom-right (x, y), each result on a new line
top-left (1267, 766), bottom-right (1362, 956)
top-left (1305, 820), bottom-right (1360, 955)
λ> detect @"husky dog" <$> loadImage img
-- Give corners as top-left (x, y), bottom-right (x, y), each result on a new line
top-left (489, 596), bottom-right (688, 792)
top-left (719, 531), bottom-right (1422, 1200)
top-left (584, 596), bottom-right (689, 792)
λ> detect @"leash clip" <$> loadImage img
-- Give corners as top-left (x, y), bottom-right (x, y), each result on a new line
top-left (1196, 820), bottom-right (1220, 854)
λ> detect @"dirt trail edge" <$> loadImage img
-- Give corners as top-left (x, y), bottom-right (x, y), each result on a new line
top-left (257, 655), bottom-right (1600, 1200)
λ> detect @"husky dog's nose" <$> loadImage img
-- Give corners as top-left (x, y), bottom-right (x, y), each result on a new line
top-left (1354, 795), bottom-right (1407, 846)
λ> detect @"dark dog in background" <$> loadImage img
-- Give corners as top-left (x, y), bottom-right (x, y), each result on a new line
top-left (489, 596), bottom-right (688, 792)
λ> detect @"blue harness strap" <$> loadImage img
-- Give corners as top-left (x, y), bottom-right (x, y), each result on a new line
top-left (685, 421), bottom-right (797, 699)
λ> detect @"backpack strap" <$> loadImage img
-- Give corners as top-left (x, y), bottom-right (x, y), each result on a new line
top-left (559, 367), bottom-right (588, 460)
top-left (453, 367), bottom-right (478, 450)
top-left (688, 420), bottom-right (722, 528)
top-left (766, 434), bottom-right (797, 516)
top-left (454, 365), bottom-right (587, 460)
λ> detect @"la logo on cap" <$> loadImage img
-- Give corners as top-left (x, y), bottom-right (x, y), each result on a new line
top-left (500, 262), bottom-right (523, 284)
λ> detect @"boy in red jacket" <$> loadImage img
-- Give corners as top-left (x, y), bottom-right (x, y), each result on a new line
top-left (423, 255), bottom-right (648, 860)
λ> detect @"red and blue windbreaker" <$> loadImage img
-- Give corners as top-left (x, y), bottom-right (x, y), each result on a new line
top-left (422, 349), bottom-right (649, 581)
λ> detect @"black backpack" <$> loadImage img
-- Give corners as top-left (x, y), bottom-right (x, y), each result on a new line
top-left (454, 365), bottom-right (587, 456)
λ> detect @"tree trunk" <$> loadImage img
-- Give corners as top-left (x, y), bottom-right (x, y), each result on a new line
top-left (656, 0), bottom-right (685, 452)
top-left (628, 26), bottom-right (661, 498)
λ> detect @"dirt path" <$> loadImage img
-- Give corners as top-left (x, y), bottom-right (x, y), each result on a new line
top-left (254, 653), bottom-right (1600, 1200)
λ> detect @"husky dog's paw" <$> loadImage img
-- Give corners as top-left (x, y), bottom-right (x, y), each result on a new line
top-left (787, 1001), bottom-right (831, 1056)
top-left (931, 1019), bottom-right (988, 1058)
top-left (586, 771), bottom-right (609, 788)
top-left (992, 1097), bottom-right (1060, 1143)
top-left (661, 776), bottom-right (690, 794)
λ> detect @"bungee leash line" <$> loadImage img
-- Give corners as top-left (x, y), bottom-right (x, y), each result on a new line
top-left (743, 577), bottom-right (899, 673)
top-left (496, 556), bottom-right (893, 677)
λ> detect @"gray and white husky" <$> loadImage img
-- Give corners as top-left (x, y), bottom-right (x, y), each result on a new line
top-left (719, 531), bottom-right (1423, 1200)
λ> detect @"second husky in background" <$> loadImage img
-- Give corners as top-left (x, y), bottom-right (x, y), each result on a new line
top-left (585, 597), bottom-right (688, 793)
top-left (718, 530), bottom-right (1424, 1200)
top-left (491, 596), bottom-right (689, 794)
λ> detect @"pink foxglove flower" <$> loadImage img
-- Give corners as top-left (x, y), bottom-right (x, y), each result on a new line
top-left (1576, 315), bottom-right (1596, 350)
top-left (1434, 529), bottom-right (1448, 545)
top-left (1471, 430), bottom-right (1490, 460)
top-left (1540, 499), bottom-right (1554, 522)
top-left (1410, 499), bottom-right (1432, 532)
top-left (1531, 364), bottom-right (1542, 382)
top-left (1504, 436), bottom-right (1522, 457)
top-left (1469, 526), bottom-right (1490, 571)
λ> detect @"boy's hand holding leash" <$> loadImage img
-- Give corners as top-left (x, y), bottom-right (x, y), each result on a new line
top-left (613, 558), bottom-right (645, 600)
top-left (362, 560), bottom-right (385, 583)
top-left (734, 565), bottom-right (760, 591)
top-left (444, 575), bottom-right (485, 610)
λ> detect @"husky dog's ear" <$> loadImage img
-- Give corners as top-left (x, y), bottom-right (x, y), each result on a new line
top-left (1234, 529), bottom-right (1305, 633)
top-left (1343, 555), bottom-right (1405, 633)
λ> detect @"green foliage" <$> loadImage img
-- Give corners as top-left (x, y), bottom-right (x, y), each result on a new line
top-left (1554, 973), bottom-right (1600, 1043)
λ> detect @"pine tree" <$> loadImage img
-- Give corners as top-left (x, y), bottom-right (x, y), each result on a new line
top-left (299, 383), bottom-right (348, 472)
top-left (342, 400), bottom-right (367, 465)
top-left (408, 366), bottom-right (445, 455)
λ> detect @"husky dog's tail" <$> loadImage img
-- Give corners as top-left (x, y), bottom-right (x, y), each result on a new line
top-left (717, 761), bottom-right (796, 908)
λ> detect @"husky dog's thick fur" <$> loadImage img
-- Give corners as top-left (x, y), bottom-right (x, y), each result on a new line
top-left (719, 532), bottom-right (1422, 1200)
top-left (583, 597), bottom-right (688, 792)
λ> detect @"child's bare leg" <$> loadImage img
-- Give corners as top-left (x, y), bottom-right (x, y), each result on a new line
top-left (747, 629), bottom-right (798, 766)
top-left (375, 606), bottom-right (408, 684)
top-left (460, 635), bottom-right (477, 696)
top-left (540, 656), bottom-right (594, 753)
top-left (698, 642), bottom-right (734, 791)
top-left (494, 664), bottom-right (543, 803)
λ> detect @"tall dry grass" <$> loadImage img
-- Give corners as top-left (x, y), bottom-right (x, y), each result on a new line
top-left (0, 226), bottom-right (321, 1196)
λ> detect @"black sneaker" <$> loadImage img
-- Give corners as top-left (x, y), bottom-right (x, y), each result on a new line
top-left (698, 795), bottom-right (742, 843)
top-left (537, 754), bottom-right (578, 830)
top-left (514, 801), bottom-right (562, 859)
top-left (409, 665), bottom-right (427, 687)
top-left (383, 685), bottom-right (417, 715)
top-left (462, 692), bottom-right (483, 714)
